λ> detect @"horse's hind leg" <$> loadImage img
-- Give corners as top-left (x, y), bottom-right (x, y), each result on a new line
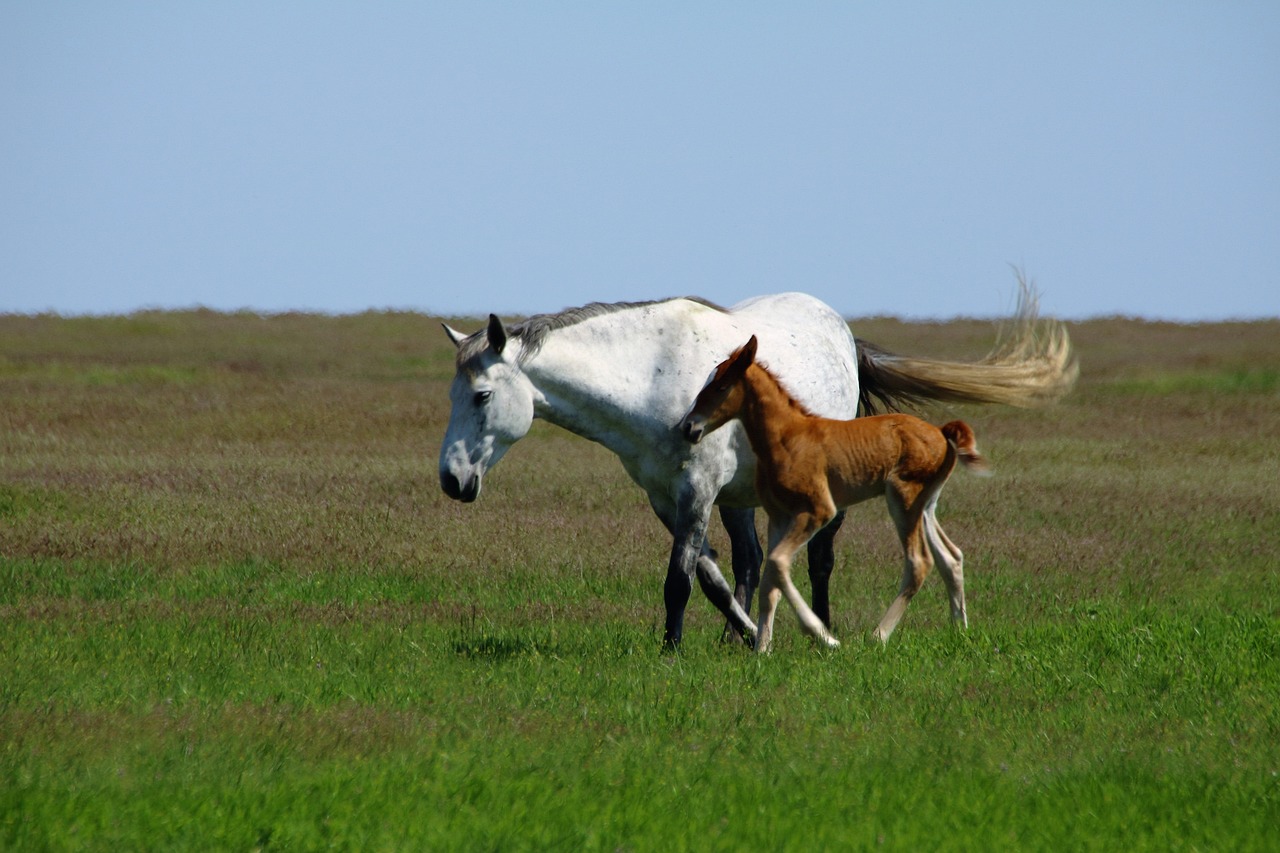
top-left (719, 506), bottom-right (763, 642)
top-left (924, 510), bottom-right (967, 629)
top-left (873, 487), bottom-right (934, 644)
top-left (806, 510), bottom-right (846, 628)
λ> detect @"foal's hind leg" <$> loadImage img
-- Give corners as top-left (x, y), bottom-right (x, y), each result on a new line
top-left (873, 486), bottom-right (934, 644)
top-left (759, 512), bottom-right (840, 654)
top-left (924, 509), bottom-right (967, 629)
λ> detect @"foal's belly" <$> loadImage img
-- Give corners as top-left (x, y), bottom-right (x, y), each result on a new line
top-left (832, 480), bottom-right (885, 509)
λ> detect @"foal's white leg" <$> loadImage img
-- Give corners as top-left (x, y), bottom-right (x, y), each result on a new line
top-left (760, 515), bottom-right (840, 653)
top-left (924, 510), bottom-right (967, 629)
top-left (778, 568), bottom-right (841, 649)
top-left (873, 580), bottom-right (914, 644)
top-left (873, 545), bottom-right (931, 643)
top-left (756, 559), bottom-right (783, 655)
top-left (873, 489), bottom-right (933, 644)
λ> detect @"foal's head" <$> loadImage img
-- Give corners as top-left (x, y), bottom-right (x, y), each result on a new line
top-left (680, 336), bottom-right (758, 444)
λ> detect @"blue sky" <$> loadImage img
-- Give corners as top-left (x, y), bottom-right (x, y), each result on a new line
top-left (3, 3), bottom-right (1277, 321)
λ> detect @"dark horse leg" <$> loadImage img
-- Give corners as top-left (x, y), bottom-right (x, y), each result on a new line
top-left (719, 507), bottom-right (762, 643)
top-left (805, 510), bottom-right (846, 628)
top-left (656, 490), bottom-right (756, 650)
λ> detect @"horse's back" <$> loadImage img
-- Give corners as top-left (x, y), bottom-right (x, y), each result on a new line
top-left (727, 293), bottom-right (860, 420)
top-left (640, 293), bottom-right (860, 507)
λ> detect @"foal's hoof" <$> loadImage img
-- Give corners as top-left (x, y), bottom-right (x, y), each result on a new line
top-left (821, 635), bottom-right (841, 650)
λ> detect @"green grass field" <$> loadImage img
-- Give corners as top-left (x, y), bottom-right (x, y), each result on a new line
top-left (3, 310), bottom-right (1278, 850)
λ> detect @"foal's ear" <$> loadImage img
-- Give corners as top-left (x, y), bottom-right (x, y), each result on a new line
top-left (487, 314), bottom-right (508, 355)
top-left (736, 335), bottom-right (759, 368)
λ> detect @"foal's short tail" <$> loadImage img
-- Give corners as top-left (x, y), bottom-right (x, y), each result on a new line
top-left (941, 421), bottom-right (993, 476)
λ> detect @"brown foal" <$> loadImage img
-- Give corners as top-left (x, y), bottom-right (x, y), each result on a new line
top-left (681, 336), bottom-right (991, 652)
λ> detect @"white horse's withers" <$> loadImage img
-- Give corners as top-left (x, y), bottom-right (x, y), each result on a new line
top-left (440, 287), bottom-right (1076, 648)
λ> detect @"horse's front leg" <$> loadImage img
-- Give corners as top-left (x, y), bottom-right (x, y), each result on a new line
top-left (805, 509), bottom-right (846, 628)
top-left (654, 488), bottom-right (756, 650)
top-left (719, 506), bottom-right (763, 643)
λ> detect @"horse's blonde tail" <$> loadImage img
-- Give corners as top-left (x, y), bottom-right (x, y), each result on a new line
top-left (940, 420), bottom-right (992, 476)
top-left (856, 273), bottom-right (1078, 415)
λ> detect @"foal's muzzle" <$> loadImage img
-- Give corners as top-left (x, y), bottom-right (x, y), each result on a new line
top-left (681, 417), bottom-right (705, 444)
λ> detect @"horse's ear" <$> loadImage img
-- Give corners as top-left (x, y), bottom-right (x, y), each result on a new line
top-left (742, 335), bottom-right (759, 364)
top-left (442, 323), bottom-right (467, 348)
top-left (487, 314), bottom-right (507, 355)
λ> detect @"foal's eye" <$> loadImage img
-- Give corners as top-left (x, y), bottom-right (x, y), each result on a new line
top-left (474, 390), bottom-right (492, 406)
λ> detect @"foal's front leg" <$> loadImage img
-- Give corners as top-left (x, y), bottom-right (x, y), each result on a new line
top-left (759, 513), bottom-right (840, 654)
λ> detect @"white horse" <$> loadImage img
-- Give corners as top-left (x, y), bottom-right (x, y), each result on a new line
top-left (440, 287), bottom-right (1075, 648)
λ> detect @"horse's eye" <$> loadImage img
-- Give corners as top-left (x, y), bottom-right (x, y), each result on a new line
top-left (474, 390), bottom-right (492, 406)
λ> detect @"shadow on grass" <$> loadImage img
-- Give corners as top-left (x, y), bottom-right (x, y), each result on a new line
top-left (451, 632), bottom-right (560, 660)
top-left (447, 606), bottom-right (564, 659)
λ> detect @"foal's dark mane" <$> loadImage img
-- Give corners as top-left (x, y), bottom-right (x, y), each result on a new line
top-left (457, 296), bottom-right (726, 365)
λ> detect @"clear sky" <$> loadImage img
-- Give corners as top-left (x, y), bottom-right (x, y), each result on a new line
top-left (3, 3), bottom-right (1277, 321)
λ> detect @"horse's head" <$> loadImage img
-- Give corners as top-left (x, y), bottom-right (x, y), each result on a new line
top-left (680, 335), bottom-right (758, 444)
top-left (439, 314), bottom-right (535, 502)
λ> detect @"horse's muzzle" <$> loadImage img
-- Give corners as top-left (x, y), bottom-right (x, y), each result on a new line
top-left (681, 418), bottom-right (705, 444)
top-left (440, 470), bottom-right (481, 503)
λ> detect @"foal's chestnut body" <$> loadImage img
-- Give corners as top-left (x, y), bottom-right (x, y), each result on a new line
top-left (681, 336), bottom-right (991, 651)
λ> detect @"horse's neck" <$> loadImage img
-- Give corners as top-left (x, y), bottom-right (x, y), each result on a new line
top-left (739, 366), bottom-right (807, 460)
top-left (518, 324), bottom-right (665, 450)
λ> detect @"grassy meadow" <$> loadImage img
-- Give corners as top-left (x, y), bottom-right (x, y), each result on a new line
top-left (2, 308), bottom-right (1278, 850)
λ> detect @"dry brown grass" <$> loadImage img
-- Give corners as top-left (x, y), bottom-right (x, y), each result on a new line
top-left (3, 309), bottom-right (1278, 627)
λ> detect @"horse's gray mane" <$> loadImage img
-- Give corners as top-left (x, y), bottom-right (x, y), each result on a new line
top-left (457, 296), bottom-right (726, 364)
